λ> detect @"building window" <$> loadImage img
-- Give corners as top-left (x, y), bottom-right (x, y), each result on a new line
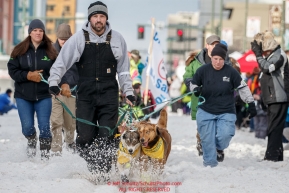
top-left (46, 19), bottom-right (53, 23)
top-left (64, 6), bottom-right (70, 12)
top-left (47, 5), bottom-right (55, 11)
top-left (47, 29), bottom-right (53, 34)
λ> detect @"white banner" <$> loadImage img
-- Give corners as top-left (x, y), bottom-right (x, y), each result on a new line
top-left (142, 30), bottom-right (170, 111)
top-left (246, 17), bottom-right (261, 38)
top-left (221, 28), bottom-right (233, 46)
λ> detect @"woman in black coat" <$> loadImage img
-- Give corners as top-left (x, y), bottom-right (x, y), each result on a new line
top-left (7, 19), bottom-right (58, 160)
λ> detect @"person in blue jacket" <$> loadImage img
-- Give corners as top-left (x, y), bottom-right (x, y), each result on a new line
top-left (0, 89), bottom-right (17, 115)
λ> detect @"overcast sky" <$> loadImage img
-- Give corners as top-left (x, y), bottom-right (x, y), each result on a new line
top-left (76, 0), bottom-right (199, 54)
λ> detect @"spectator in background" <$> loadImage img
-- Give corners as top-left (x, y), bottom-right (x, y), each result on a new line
top-left (180, 82), bottom-right (191, 115)
top-left (247, 67), bottom-right (260, 94)
top-left (121, 75), bottom-right (145, 119)
top-left (0, 89), bottom-right (17, 115)
top-left (169, 74), bottom-right (182, 113)
top-left (7, 19), bottom-right (58, 160)
top-left (251, 30), bottom-right (289, 161)
top-left (142, 89), bottom-right (158, 118)
top-left (230, 58), bottom-right (246, 130)
top-left (220, 40), bottom-right (228, 47)
top-left (130, 49), bottom-right (145, 77)
top-left (246, 67), bottom-right (261, 132)
top-left (252, 82), bottom-right (267, 139)
top-left (50, 23), bottom-right (78, 156)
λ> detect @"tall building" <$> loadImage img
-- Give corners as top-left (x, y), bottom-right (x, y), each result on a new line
top-left (199, 0), bottom-right (284, 52)
top-left (13, 0), bottom-right (35, 46)
top-left (198, 0), bottom-right (283, 32)
top-left (0, 0), bottom-right (14, 55)
top-left (45, 0), bottom-right (77, 41)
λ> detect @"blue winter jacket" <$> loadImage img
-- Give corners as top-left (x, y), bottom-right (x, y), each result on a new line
top-left (0, 93), bottom-right (16, 111)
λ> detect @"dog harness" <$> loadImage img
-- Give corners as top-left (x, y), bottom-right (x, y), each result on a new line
top-left (141, 137), bottom-right (165, 159)
top-left (117, 141), bottom-right (140, 165)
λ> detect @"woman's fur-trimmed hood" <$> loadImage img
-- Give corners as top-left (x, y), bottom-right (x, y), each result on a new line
top-left (185, 50), bottom-right (201, 66)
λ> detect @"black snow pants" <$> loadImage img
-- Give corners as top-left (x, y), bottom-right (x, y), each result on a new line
top-left (264, 103), bottom-right (288, 161)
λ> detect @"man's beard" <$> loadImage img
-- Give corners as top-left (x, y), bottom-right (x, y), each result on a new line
top-left (91, 22), bottom-right (105, 33)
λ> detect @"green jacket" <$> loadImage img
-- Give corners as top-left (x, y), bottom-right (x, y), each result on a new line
top-left (183, 49), bottom-right (207, 120)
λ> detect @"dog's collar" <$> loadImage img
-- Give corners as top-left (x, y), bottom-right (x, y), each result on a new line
top-left (114, 133), bottom-right (121, 138)
top-left (117, 141), bottom-right (140, 164)
top-left (142, 137), bottom-right (164, 159)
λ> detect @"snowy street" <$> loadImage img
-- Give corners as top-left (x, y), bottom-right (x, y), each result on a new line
top-left (1, 110), bottom-right (289, 193)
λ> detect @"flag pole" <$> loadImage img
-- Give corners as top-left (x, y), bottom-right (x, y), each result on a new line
top-left (144, 18), bottom-right (155, 106)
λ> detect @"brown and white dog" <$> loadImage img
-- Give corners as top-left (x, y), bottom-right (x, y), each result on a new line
top-left (117, 124), bottom-right (141, 182)
top-left (135, 109), bottom-right (171, 170)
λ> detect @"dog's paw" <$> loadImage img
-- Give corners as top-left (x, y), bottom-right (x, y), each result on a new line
top-left (121, 175), bottom-right (129, 183)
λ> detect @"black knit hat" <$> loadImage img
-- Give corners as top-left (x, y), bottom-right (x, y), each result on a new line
top-left (88, 1), bottom-right (108, 20)
top-left (211, 43), bottom-right (228, 60)
top-left (6, 89), bottom-right (12, 94)
top-left (28, 19), bottom-right (45, 34)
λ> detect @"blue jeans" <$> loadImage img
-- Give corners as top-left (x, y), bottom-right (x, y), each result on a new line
top-left (15, 98), bottom-right (52, 139)
top-left (196, 108), bottom-right (236, 167)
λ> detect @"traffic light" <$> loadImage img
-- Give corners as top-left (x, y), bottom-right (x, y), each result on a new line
top-left (177, 29), bottom-right (183, 42)
top-left (138, 25), bottom-right (145, 39)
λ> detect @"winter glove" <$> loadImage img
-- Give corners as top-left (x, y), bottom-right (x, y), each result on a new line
top-left (193, 86), bottom-right (202, 97)
top-left (250, 40), bottom-right (262, 57)
top-left (247, 102), bottom-right (257, 119)
top-left (126, 95), bottom-right (136, 107)
top-left (27, 70), bottom-right (43, 82)
top-left (269, 64), bottom-right (275, 73)
top-left (49, 86), bottom-right (60, 96)
top-left (60, 83), bottom-right (71, 97)
top-left (126, 95), bottom-right (136, 103)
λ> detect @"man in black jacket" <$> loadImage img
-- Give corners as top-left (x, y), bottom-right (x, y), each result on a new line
top-left (251, 30), bottom-right (289, 161)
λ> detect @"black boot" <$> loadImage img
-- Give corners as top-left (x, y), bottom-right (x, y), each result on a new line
top-left (217, 149), bottom-right (225, 162)
top-left (26, 133), bottom-right (37, 158)
top-left (39, 138), bottom-right (52, 161)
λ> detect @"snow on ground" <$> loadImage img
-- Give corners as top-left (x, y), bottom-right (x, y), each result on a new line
top-left (1, 110), bottom-right (289, 193)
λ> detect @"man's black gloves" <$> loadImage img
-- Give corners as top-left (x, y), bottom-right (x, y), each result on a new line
top-left (126, 95), bottom-right (136, 103)
top-left (49, 86), bottom-right (60, 96)
top-left (193, 87), bottom-right (202, 97)
top-left (247, 102), bottom-right (257, 119)
top-left (250, 40), bottom-right (262, 57)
